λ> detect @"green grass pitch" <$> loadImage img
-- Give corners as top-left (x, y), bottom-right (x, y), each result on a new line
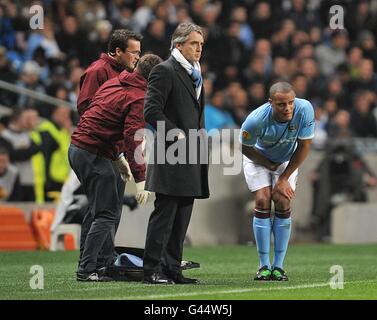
top-left (0, 244), bottom-right (376, 300)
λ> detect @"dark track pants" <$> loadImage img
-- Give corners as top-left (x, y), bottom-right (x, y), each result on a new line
top-left (68, 144), bottom-right (125, 273)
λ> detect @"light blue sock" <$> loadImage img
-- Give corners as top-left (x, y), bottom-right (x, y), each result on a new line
top-left (272, 216), bottom-right (292, 269)
top-left (253, 217), bottom-right (272, 269)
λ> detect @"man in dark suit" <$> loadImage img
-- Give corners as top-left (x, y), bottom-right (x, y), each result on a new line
top-left (143, 23), bottom-right (209, 284)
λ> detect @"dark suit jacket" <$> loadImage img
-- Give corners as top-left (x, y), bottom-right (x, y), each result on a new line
top-left (144, 56), bottom-right (209, 198)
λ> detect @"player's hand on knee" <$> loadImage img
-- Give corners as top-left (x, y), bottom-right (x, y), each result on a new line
top-left (115, 153), bottom-right (132, 182)
top-left (135, 181), bottom-right (150, 205)
top-left (273, 178), bottom-right (294, 200)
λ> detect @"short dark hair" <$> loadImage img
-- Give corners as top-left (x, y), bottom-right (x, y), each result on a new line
top-left (108, 29), bottom-right (143, 54)
top-left (136, 54), bottom-right (163, 80)
top-left (269, 82), bottom-right (294, 99)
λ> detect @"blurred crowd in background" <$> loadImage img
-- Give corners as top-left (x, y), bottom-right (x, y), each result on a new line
top-left (0, 0), bottom-right (377, 204)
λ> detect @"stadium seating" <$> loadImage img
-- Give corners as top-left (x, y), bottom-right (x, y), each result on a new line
top-left (0, 206), bottom-right (37, 251)
top-left (31, 209), bottom-right (55, 250)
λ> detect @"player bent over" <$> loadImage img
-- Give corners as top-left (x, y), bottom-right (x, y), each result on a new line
top-left (240, 82), bottom-right (314, 281)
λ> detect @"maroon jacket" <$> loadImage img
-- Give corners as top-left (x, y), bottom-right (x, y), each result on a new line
top-left (71, 71), bottom-right (147, 182)
top-left (77, 53), bottom-right (124, 116)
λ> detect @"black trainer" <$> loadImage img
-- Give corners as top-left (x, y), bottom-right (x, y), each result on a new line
top-left (96, 266), bottom-right (107, 277)
top-left (76, 271), bottom-right (113, 282)
top-left (76, 272), bottom-right (100, 282)
top-left (271, 267), bottom-right (288, 281)
top-left (254, 265), bottom-right (272, 281)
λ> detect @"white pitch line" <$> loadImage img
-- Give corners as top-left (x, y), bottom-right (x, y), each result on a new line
top-left (120, 281), bottom-right (345, 300)
top-left (28, 279), bottom-right (376, 299)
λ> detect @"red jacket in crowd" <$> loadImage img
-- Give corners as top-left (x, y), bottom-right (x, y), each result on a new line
top-left (77, 53), bottom-right (124, 116)
top-left (71, 70), bottom-right (147, 182)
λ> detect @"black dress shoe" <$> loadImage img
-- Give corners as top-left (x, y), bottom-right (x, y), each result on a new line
top-left (169, 273), bottom-right (199, 284)
top-left (143, 272), bottom-right (174, 284)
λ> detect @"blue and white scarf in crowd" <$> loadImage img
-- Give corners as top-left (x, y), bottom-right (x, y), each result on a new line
top-left (171, 48), bottom-right (202, 100)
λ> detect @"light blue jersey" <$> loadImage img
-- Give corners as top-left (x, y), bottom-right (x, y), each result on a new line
top-left (240, 98), bottom-right (315, 163)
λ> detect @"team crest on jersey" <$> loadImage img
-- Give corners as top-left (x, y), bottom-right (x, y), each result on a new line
top-left (242, 130), bottom-right (250, 140)
top-left (288, 124), bottom-right (298, 132)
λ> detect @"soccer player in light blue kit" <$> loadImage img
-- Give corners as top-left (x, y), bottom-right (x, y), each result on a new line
top-left (240, 82), bottom-right (314, 281)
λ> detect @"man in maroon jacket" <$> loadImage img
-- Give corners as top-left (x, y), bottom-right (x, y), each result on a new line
top-left (69, 54), bottom-right (163, 281)
top-left (77, 29), bottom-right (143, 116)
top-left (73, 28), bottom-right (142, 276)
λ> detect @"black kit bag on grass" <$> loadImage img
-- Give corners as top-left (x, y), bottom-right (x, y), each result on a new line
top-left (111, 247), bottom-right (201, 281)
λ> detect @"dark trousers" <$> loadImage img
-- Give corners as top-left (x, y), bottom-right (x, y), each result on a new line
top-left (79, 203), bottom-right (122, 269)
top-left (143, 193), bottom-right (194, 276)
top-left (68, 144), bottom-right (125, 273)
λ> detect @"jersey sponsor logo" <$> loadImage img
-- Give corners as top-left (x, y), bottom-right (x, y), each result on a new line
top-left (242, 130), bottom-right (250, 140)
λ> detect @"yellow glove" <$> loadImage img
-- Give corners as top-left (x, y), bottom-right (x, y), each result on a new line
top-left (135, 181), bottom-right (150, 205)
top-left (114, 153), bottom-right (132, 182)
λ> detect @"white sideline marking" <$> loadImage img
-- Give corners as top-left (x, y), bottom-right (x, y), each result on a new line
top-left (123, 280), bottom-right (368, 300)
top-left (32, 279), bottom-right (375, 298)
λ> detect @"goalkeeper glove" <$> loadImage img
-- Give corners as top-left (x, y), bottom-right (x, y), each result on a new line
top-left (135, 181), bottom-right (150, 205)
top-left (114, 153), bottom-right (132, 182)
